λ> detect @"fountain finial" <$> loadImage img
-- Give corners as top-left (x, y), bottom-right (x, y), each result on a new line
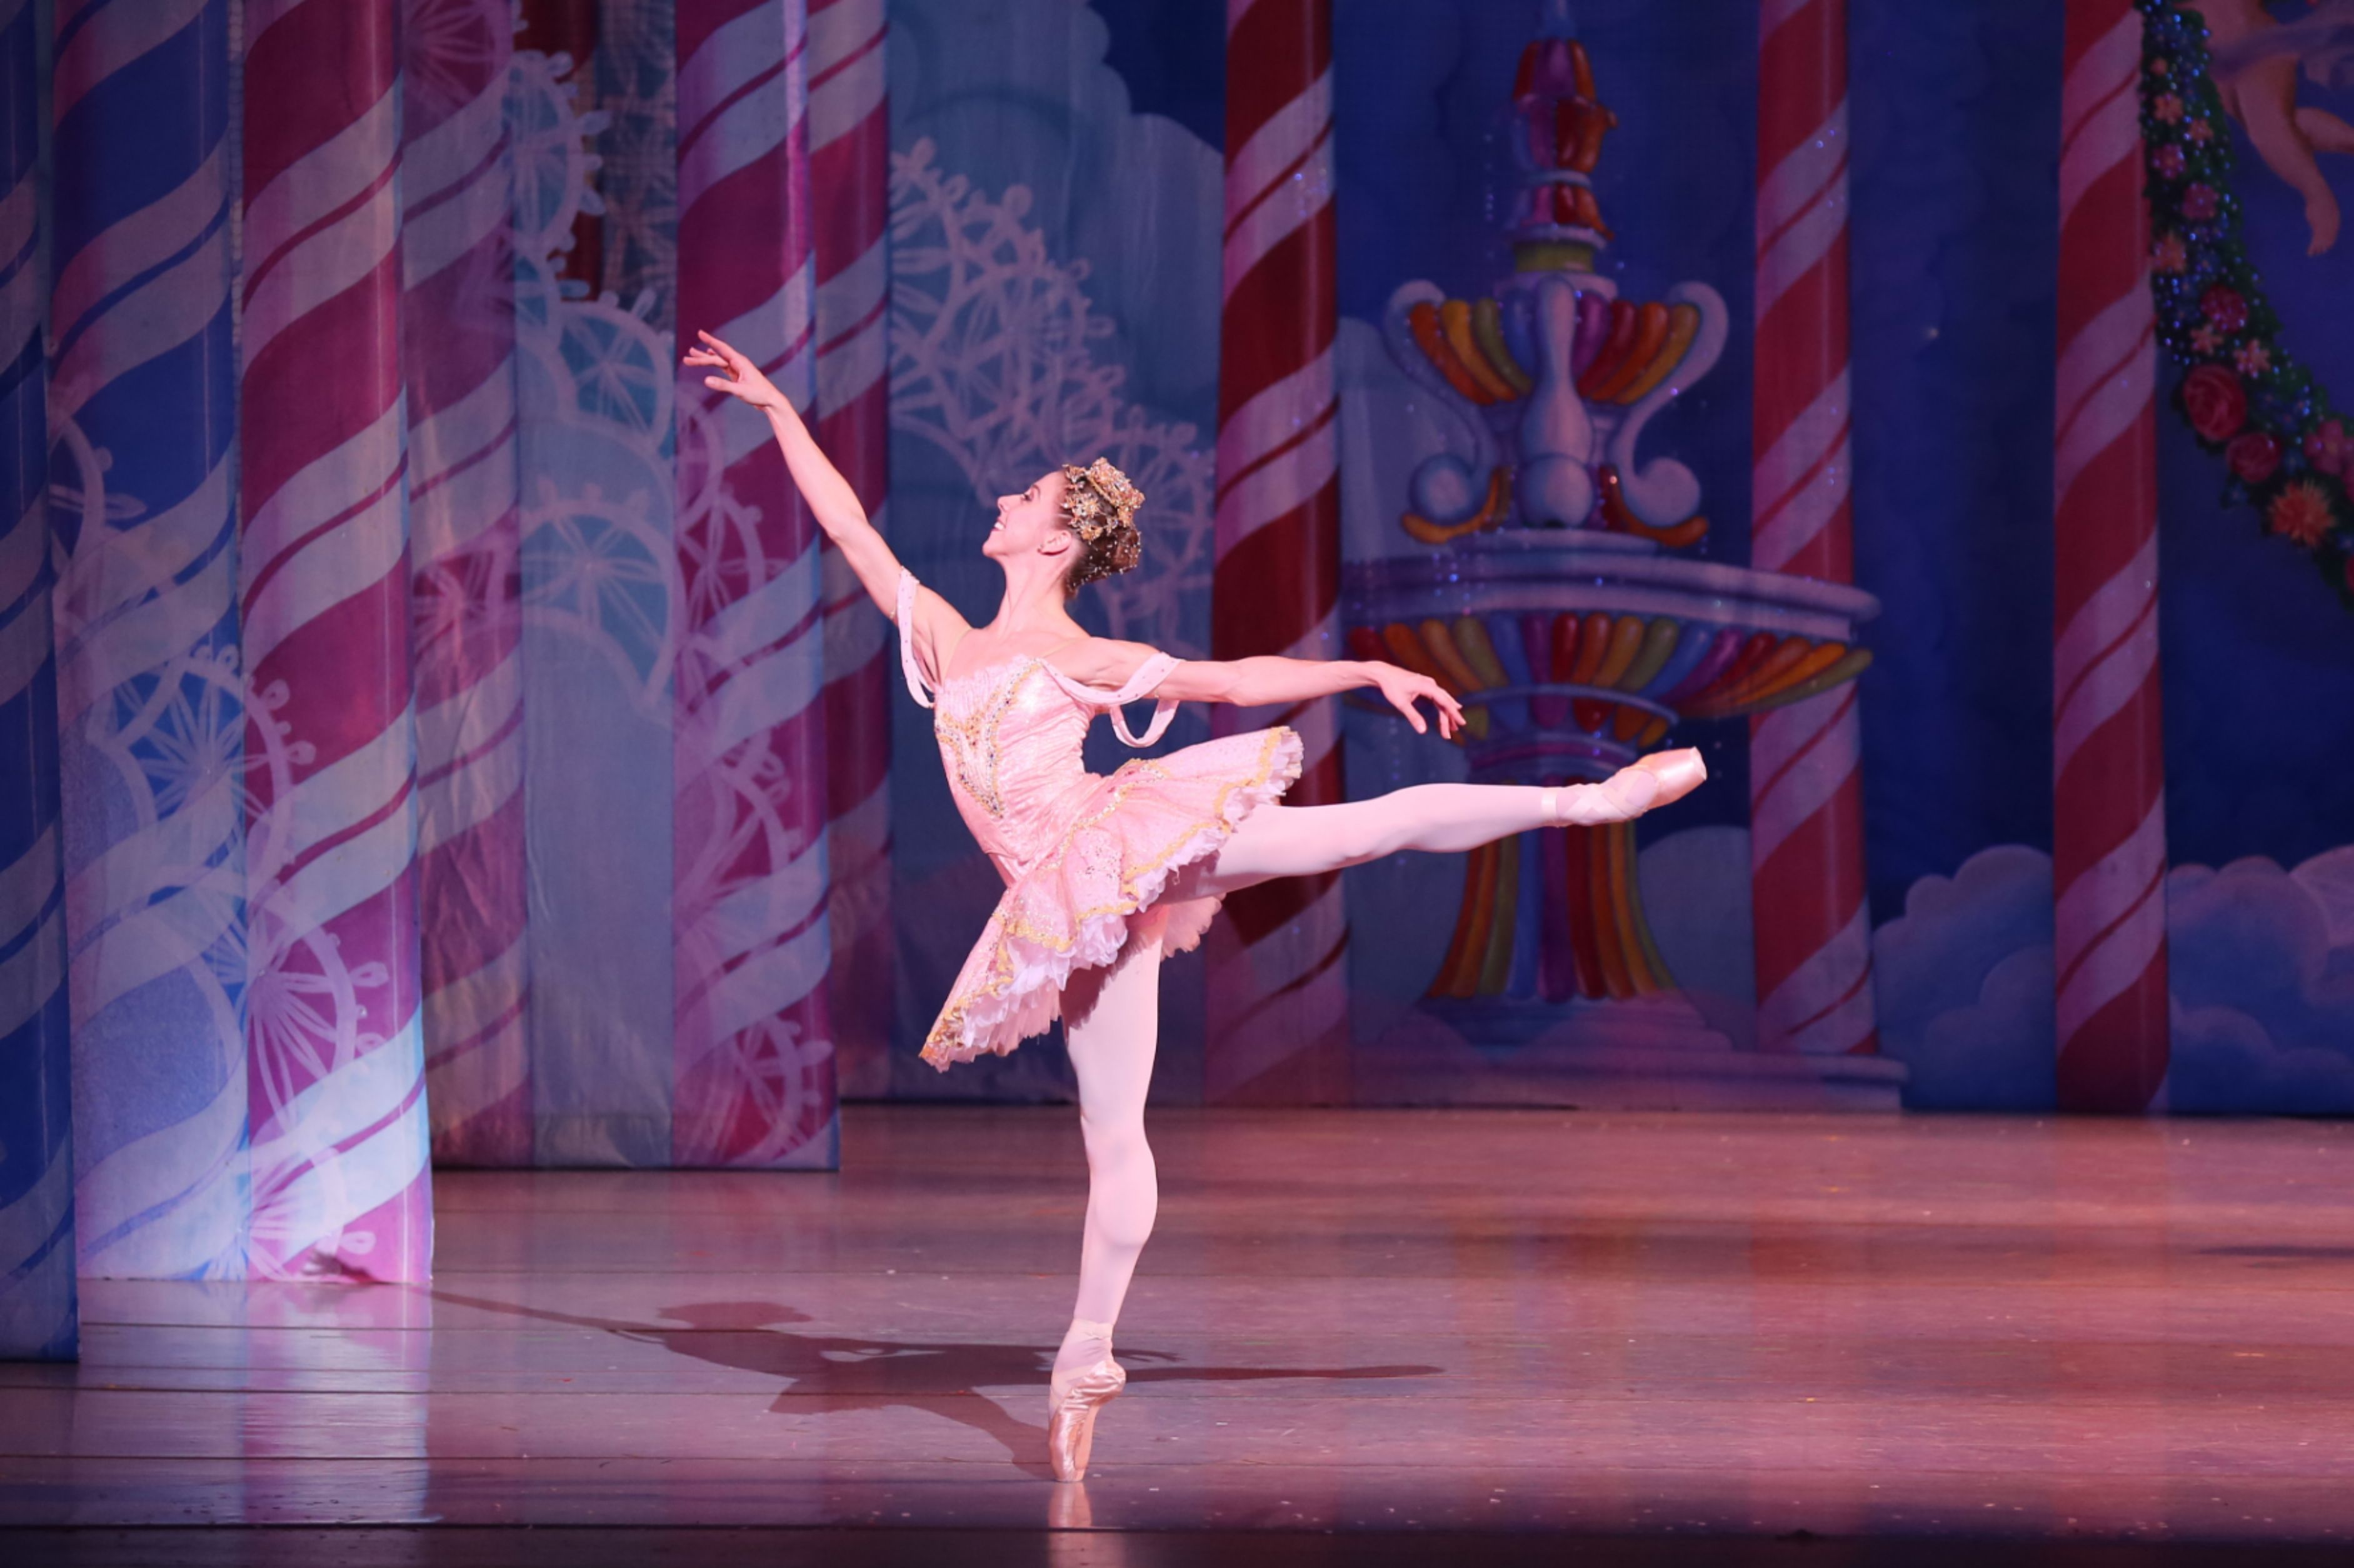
top-left (1509, 2), bottom-right (1616, 271)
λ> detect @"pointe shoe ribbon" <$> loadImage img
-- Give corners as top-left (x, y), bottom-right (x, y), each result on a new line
top-left (1543, 767), bottom-right (1658, 826)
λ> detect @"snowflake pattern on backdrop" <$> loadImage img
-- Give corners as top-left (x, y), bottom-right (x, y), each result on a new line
top-left (591, 4), bottom-right (678, 326)
top-left (888, 138), bottom-right (1216, 659)
top-left (510, 46), bottom-right (674, 709)
top-left (48, 402), bottom-right (248, 1279)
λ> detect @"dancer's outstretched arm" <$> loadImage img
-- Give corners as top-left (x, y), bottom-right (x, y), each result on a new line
top-left (683, 330), bottom-right (969, 656)
top-left (1053, 639), bottom-right (1467, 739)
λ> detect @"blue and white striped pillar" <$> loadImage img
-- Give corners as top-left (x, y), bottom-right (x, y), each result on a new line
top-left (48, 0), bottom-right (250, 1278)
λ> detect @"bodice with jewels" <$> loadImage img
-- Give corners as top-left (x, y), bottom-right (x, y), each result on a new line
top-left (899, 573), bottom-right (1180, 884)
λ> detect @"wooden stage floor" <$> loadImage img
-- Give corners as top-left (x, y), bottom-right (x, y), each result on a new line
top-left (4, 1104), bottom-right (2353, 1565)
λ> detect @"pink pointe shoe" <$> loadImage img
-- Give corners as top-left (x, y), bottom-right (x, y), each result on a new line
top-left (1047, 1319), bottom-right (1125, 1482)
top-left (1541, 748), bottom-right (1707, 826)
top-left (1632, 746), bottom-right (1707, 807)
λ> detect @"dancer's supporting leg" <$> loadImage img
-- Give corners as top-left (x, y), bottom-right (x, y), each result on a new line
top-left (1191, 762), bottom-right (1687, 895)
top-left (1054, 921), bottom-right (1166, 1379)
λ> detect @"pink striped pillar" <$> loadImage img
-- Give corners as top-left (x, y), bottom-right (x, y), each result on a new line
top-left (2053, 0), bottom-right (2166, 1111)
top-left (239, 0), bottom-right (431, 1276)
top-left (671, 0), bottom-right (838, 1167)
top-left (808, 0), bottom-right (893, 1099)
top-left (1746, 0), bottom-right (1877, 1058)
top-left (1208, 0), bottom-right (1350, 1105)
top-left (403, 0), bottom-right (530, 1166)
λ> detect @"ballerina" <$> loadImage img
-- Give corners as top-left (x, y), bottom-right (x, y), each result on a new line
top-left (684, 329), bottom-right (1707, 1482)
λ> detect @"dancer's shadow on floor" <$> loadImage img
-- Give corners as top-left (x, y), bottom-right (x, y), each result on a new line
top-left (428, 1290), bottom-right (1440, 1479)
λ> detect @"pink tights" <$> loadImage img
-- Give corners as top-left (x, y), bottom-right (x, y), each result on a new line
top-left (1049, 774), bottom-right (1658, 1377)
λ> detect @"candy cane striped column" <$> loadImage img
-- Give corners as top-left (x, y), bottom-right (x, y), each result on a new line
top-left (240, 0), bottom-right (431, 1277)
top-left (48, 0), bottom-right (250, 1275)
top-left (1747, 0), bottom-right (1877, 1058)
top-left (672, 0), bottom-right (838, 1167)
top-left (0, 0), bottom-right (77, 1355)
top-left (403, 0), bottom-right (530, 1167)
top-left (1208, 0), bottom-right (1350, 1105)
top-left (809, 0), bottom-right (891, 1099)
top-left (2053, 0), bottom-right (2166, 1111)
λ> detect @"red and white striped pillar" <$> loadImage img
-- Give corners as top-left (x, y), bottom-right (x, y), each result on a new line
top-left (239, 0), bottom-right (431, 1275)
top-left (1209, 0), bottom-right (1350, 1103)
top-left (808, 0), bottom-right (893, 1099)
top-left (403, 0), bottom-right (530, 1166)
top-left (1748, 0), bottom-right (1878, 1058)
top-left (671, 0), bottom-right (838, 1166)
top-left (2052, 0), bottom-right (2166, 1111)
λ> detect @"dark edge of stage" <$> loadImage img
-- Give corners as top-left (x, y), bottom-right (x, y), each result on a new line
top-left (2, 1526), bottom-right (2347, 1567)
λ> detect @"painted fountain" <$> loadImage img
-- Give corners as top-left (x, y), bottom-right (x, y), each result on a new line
top-left (1348, 3), bottom-right (1903, 1108)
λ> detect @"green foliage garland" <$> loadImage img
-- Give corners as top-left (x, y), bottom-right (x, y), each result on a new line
top-left (2137, 0), bottom-right (2354, 606)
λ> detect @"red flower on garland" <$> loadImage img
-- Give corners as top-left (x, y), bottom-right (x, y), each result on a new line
top-left (2268, 480), bottom-right (2335, 547)
top-left (2180, 362), bottom-right (2248, 442)
top-left (2188, 117), bottom-right (2215, 143)
top-left (2303, 418), bottom-right (2354, 480)
top-left (2200, 284), bottom-right (2249, 332)
top-left (2153, 142), bottom-right (2187, 179)
top-left (2226, 431), bottom-right (2282, 485)
top-left (2181, 183), bottom-right (2221, 221)
top-left (2153, 232), bottom-right (2190, 273)
top-left (2154, 92), bottom-right (2185, 122)
top-left (2235, 339), bottom-right (2273, 377)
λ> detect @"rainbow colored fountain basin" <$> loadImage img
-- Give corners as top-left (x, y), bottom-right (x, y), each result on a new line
top-left (1343, 531), bottom-right (1902, 1111)
top-left (1346, 531), bottom-right (1878, 780)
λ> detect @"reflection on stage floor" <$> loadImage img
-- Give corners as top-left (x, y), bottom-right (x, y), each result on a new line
top-left (4, 1105), bottom-right (2352, 1564)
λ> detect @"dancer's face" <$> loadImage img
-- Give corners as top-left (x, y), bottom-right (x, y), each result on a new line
top-left (984, 469), bottom-right (1077, 572)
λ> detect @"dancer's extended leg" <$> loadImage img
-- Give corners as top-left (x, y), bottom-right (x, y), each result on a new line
top-left (1053, 923), bottom-right (1165, 1379)
top-left (1190, 766), bottom-right (1679, 896)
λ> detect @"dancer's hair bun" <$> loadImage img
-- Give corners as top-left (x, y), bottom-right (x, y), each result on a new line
top-left (1060, 457), bottom-right (1144, 594)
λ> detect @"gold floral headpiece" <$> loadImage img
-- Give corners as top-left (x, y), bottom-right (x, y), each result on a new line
top-left (1059, 457), bottom-right (1144, 541)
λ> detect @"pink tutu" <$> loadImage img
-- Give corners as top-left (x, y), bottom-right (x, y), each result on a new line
top-left (898, 567), bottom-right (1303, 1068)
top-left (921, 724), bottom-right (1301, 1068)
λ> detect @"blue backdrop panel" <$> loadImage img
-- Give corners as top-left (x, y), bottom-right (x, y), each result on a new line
top-left (0, 0), bottom-right (77, 1359)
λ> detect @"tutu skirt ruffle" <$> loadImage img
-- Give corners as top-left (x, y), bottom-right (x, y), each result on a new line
top-left (920, 725), bottom-right (1301, 1069)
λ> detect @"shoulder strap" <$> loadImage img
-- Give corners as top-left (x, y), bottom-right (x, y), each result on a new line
top-left (896, 568), bottom-right (934, 709)
top-left (1042, 652), bottom-right (1184, 748)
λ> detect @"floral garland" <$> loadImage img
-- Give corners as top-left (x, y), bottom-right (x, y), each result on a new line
top-left (2137, 1), bottom-right (2354, 606)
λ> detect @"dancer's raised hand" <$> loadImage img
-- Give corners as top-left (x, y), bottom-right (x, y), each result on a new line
top-left (683, 329), bottom-right (784, 411)
top-left (1365, 661), bottom-right (1464, 739)
top-left (679, 327), bottom-right (941, 639)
